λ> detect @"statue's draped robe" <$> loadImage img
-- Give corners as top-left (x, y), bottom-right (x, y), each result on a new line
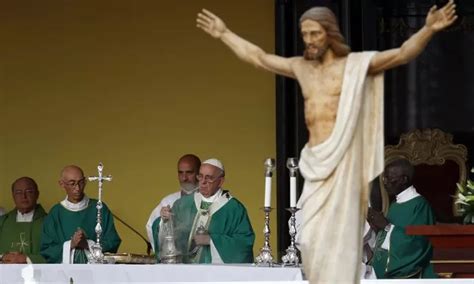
top-left (299, 52), bottom-right (384, 284)
top-left (0, 205), bottom-right (47, 263)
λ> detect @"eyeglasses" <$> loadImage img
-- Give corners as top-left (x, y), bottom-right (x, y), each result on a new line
top-left (63, 178), bottom-right (86, 188)
top-left (196, 174), bottom-right (222, 183)
top-left (13, 189), bottom-right (37, 196)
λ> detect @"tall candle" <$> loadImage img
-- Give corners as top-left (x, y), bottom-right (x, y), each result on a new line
top-left (264, 176), bottom-right (272, 207)
top-left (290, 176), bottom-right (297, 207)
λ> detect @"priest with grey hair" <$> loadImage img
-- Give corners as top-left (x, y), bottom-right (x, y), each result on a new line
top-left (152, 158), bottom-right (255, 263)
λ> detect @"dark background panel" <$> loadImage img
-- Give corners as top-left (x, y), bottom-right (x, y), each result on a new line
top-left (275, 0), bottom-right (474, 254)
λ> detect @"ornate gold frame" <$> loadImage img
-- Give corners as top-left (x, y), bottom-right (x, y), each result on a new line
top-left (381, 128), bottom-right (468, 216)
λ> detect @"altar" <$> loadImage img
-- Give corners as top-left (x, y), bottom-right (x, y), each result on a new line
top-left (0, 264), bottom-right (305, 284)
top-left (2, 264), bottom-right (474, 284)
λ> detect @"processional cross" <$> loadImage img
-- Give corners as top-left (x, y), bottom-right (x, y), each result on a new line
top-left (87, 162), bottom-right (112, 263)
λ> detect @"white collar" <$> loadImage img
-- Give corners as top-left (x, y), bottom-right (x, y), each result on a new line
top-left (60, 195), bottom-right (90, 212)
top-left (16, 209), bottom-right (35, 222)
top-left (200, 188), bottom-right (223, 203)
top-left (396, 186), bottom-right (420, 203)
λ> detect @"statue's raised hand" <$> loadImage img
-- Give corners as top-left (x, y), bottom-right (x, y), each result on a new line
top-left (197, 9), bottom-right (227, 39)
top-left (426, 0), bottom-right (458, 32)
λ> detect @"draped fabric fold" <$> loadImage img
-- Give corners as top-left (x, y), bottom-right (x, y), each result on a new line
top-left (298, 52), bottom-right (384, 283)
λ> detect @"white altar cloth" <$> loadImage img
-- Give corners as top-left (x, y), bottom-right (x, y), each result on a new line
top-left (1, 264), bottom-right (474, 284)
top-left (0, 264), bottom-right (305, 284)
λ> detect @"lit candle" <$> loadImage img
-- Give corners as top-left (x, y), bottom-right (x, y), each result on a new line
top-left (264, 176), bottom-right (272, 207)
top-left (290, 176), bottom-right (297, 207)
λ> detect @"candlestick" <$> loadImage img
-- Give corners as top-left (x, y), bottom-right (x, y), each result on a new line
top-left (255, 158), bottom-right (276, 266)
top-left (286, 158), bottom-right (299, 208)
top-left (255, 207), bottom-right (274, 266)
top-left (282, 207), bottom-right (300, 266)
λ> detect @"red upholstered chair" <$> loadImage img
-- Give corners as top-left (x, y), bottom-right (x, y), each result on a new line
top-left (382, 129), bottom-right (468, 223)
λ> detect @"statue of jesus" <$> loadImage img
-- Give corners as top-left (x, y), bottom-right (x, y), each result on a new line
top-left (197, 1), bottom-right (456, 283)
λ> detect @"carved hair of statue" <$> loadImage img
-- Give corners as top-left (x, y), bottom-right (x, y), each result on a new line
top-left (299, 7), bottom-right (351, 57)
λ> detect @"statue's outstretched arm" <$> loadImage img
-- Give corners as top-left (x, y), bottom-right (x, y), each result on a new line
top-left (197, 9), bottom-right (297, 79)
top-left (368, 0), bottom-right (457, 74)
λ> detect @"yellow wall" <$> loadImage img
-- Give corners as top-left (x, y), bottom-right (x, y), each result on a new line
top-left (0, 0), bottom-right (277, 256)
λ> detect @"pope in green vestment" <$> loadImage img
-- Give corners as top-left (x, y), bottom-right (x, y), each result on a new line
top-left (372, 193), bottom-right (436, 278)
top-left (40, 197), bottom-right (121, 263)
top-left (0, 204), bottom-right (47, 263)
top-left (153, 159), bottom-right (254, 264)
top-left (152, 190), bottom-right (255, 263)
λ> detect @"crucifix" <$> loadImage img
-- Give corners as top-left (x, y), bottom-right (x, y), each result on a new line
top-left (87, 162), bottom-right (112, 263)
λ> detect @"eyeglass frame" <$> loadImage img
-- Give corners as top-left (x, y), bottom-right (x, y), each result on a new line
top-left (62, 177), bottom-right (87, 188)
top-left (196, 173), bottom-right (224, 183)
top-left (12, 188), bottom-right (38, 196)
top-left (381, 173), bottom-right (407, 184)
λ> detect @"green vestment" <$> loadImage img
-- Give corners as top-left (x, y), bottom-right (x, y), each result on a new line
top-left (0, 205), bottom-right (47, 263)
top-left (152, 192), bottom-right (255, 263)
top-left (40, 199), bottom-right (121, 263)
top-left (372, 196), bottom-right (436, 278)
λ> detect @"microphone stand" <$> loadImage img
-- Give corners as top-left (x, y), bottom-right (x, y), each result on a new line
top-left (112, 213), bottom-right (152, 256)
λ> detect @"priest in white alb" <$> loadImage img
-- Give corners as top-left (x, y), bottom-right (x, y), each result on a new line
top-left (146, 154), bottom-right (201, 252)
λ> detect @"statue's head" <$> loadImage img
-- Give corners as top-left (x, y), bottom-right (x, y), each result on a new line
top-left (299, 7), bottom-right (350, 60)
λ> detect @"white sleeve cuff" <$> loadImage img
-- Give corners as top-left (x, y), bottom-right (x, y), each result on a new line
top-left (62, 241), bottom-right (72, 264)
top-left (209, 238), bottom-right (223, 264)
top-left (146, 205), bottom-right (163, 252)
top-left (381, 224), bottom-right (394, 250)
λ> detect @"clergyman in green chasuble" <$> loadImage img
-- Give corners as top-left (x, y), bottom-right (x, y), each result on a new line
top-left (40, 165), bottom-right (121, 263)
top-left (152, 159), bottom-right (255, 263)
top-left (0, 177), bottom-right (47, 264)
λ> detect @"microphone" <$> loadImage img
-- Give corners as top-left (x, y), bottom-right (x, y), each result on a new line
top-left (112, 213), bottom-right (152, 256)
